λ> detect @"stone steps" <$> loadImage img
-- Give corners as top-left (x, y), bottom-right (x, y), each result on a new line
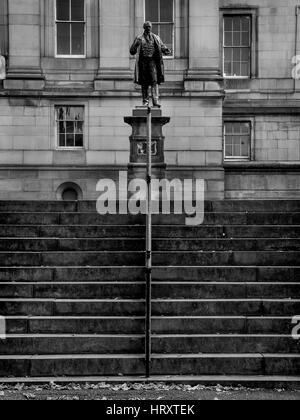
top-left (1, 212), bottom-right (300, 225)
top-left (0, 334), bottom-right (299, 355)
top-left (0, 354), bottom-right (299, 377)
top-left (0, 266), bottom-right (299, 282)
top-left (0, 282), bottom-right (299, 299)
top-left (3, 316), bottom-right (295, 335)
top-left (0, 298), bottom-right (299, 316)
top-left (0, 200), bottom-right (299, 383)
top-left (0, 251), bottom-right (299, 266)
top-left (0, 200), bottom-right (299, 213)
top-left (0, 238), bottom-right (299, 251)
top-left (1, 225), bottom-right (300, 238)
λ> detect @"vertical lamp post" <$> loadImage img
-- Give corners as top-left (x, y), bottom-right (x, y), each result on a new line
top-left (124, 106), bottom-right (170, 378)
top-left (145, 105), bottom-right (152, 378)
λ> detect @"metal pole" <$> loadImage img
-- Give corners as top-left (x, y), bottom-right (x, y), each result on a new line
top-left (145, 105), bottom-right (152, 378)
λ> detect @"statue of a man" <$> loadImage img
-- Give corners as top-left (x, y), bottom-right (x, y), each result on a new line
top-left (130, 21), bottom-right (172, 108)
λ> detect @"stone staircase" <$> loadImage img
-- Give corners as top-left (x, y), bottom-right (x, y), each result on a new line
top-left (0, 200), bottom-right (299, 386)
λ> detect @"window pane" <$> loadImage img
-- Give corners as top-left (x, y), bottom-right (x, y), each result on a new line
top-left (69, 107), bottom-right (84, 121)
top-left (233, 123), bottom-right (241, 133)
top-left (75, 134), bottom-right (83, 147)
top-left (59, 134), bottom-right (66, 147)
top-left (233, 17), bottom-right (241, 31)
top-left (241, 122), bottom-right (250, 133)
top-left (75, 121), bottom-right (83, 134)
top-left (241, 31), bottom-right (250, 46)
top-left (241, 137), bottom-right (249, 156)
top-left (233, 48), bottom-right (240, 61)
top-left (57, 23), bottom-right (70, 55)
top-left (224, 62), bottom-right (231, 76)
top-left (224, 32), bottom-right (232, 46)
top-left (67, 134), bottom-right (75, 147)
top-left (160, 0), bottom-right (173, 22)
top-left (145, 0), bottom-right (159, 22)
top-left (225, 143), bottom-right (233, 157)
top-left (225, 123), bottom-right (233, 134)
top-left (233, 140), bottom-right (240, 156)
top-left (241, 62), bottom-right (250, 77)
top-left (233, 31), bottom-right (240, 46)
top-left (71, 23), bottom-right (84, 55)
top-left (224, 17), bottom-right (232, 32)
top-left (59, 121), bottom-right (66, 133)
top-left (241, 48), bottom-right (250, 61)
top-left (159, 24), bottom-right (173, 49)
top-left (241, 16), bottom-right (250, 31)
top-left (71, 0), bottom-right (84, 21)
top-left (66, 121), bottom-right (74, 133)
top-left (57, 0), bottom-right (70, 21)
top-left (233, 62), bottom-right (240, 76)
top-left (152, 24), bottom-right (159, 35)
top-left (224, 48), bottom-right (232, 62)
top-left (56, 106), bottom-right (65, 120)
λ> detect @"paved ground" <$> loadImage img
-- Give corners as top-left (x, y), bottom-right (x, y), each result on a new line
top-left (0, 383), bottom-right (299, 400)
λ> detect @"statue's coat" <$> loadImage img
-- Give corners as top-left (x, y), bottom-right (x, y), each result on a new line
top-left (130, 33), bottom-right (170, 86)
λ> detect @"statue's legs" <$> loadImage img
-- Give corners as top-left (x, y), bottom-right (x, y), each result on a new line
top-left (142, 85), bottom-right (150, 106)
top-left (151, 84), bottom-right (161, 108)
top-left (141, 84), bottom-right (161, 108)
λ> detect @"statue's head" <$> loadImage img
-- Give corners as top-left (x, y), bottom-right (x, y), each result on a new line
top-left (143, 21), bottom-right (152, 34)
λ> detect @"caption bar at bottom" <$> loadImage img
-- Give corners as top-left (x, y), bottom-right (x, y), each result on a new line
top-left (102, 403), bottom-right (197, 417)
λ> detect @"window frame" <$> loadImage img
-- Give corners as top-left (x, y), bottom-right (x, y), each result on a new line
top-left (0, 0), bottom-right (8, 58)
top-left (55, 0), bottom-right (87, 59)
top-left (55, 105), bottom-right (85, 150)
top-left (220, 8), bottom-right (258, 80)
top-left (144, 0), bottom-right (175, 58)
top-left (223, 119), bottom-right (253, 162)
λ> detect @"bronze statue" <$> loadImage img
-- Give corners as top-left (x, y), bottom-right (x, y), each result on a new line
top-left (130, 21), bottom-right (172, 108)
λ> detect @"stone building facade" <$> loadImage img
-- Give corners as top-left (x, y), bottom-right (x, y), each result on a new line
top-left (0, 0), bottom-right (299, 200)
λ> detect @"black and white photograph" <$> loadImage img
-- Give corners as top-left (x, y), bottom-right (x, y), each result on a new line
top-left (0, 0), bottom-right (300, 404)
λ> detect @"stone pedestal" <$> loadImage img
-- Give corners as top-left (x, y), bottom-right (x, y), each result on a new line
top-left (124, 108), bottom-right (170, 180)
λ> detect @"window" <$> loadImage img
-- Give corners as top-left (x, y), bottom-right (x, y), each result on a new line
top-left (224, 122), bottom-right (251, 160)
top-left (56, 106), bottom-right (84, 148)
top-left (223, 15), bottom-right (251, 78)
top-left (55, 0), bottom-right (85, 57)
top-left (145, 0), bottom-right (174, 52)
top-left (0, 0), bottom-right (8, 58)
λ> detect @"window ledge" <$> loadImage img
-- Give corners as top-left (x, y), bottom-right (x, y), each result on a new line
top-left (224, 161), bottom-right (300, 172)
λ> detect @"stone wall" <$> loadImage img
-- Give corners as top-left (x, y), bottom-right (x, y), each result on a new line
top-left (255, 116), bottom-right (300, 162)
top-left (0, 95), bottom-right (224, 200)
top-left (225, 165), bottom-right (300, 199)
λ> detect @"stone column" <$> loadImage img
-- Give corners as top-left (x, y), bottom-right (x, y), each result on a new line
top-left (185, 0), bottom-right (221, 89)
top-left (95, 0), bottom-right (132, 90)
top-left (4, 0), bottom-right (44, 89)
